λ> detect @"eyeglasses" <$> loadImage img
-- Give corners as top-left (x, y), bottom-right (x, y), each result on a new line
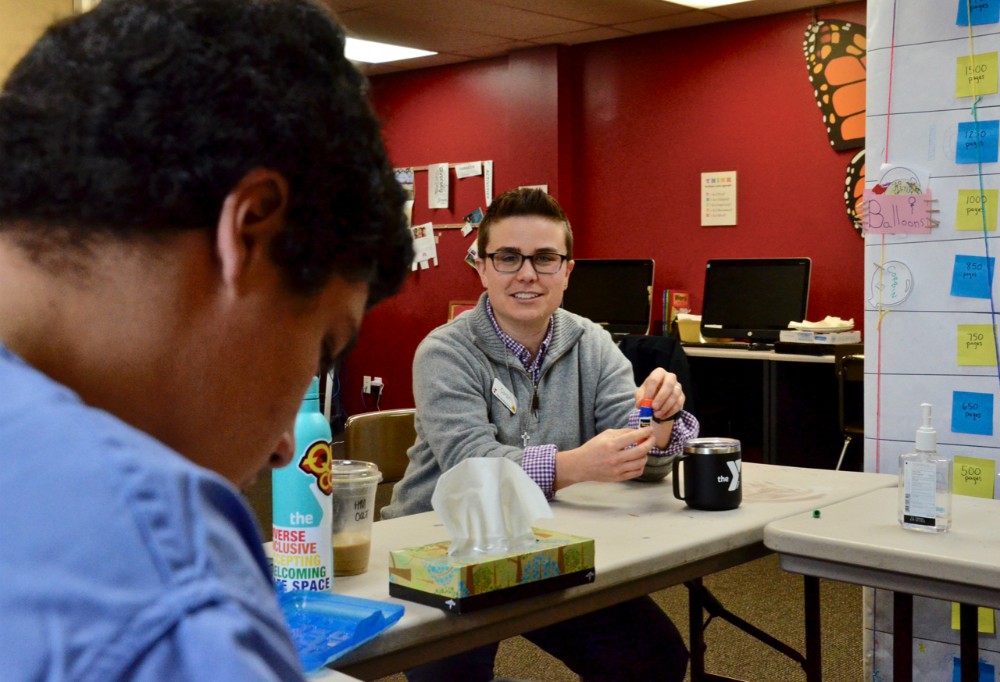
top-left (486, 251), bottom-right (568, 274)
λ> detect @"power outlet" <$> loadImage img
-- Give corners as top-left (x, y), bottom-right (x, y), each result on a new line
top-left (363, 375), bottom-right (371, 394)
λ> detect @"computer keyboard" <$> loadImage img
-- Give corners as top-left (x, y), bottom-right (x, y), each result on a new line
top-left (682, 341), bottom-right (775, 351)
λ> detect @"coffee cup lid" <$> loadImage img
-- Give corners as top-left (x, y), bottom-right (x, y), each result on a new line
top-left (330, 459), bottom-right (383, 483)
top-left (683, 437), bottom-right (741, 455)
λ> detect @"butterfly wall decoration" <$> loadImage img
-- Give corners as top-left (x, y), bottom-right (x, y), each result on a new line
top-left (803, 20), bottom-right (867, 237)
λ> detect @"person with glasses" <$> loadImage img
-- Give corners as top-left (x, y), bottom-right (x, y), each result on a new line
top-left (383, 188), bottom-right (697, 682)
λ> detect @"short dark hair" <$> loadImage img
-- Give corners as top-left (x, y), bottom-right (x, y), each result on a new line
top-left (0, 0), bottom-right (412, 304)
top-left (477, 188), bottom-right (573, 260)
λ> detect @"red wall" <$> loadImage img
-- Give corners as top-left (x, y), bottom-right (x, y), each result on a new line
top-left (341, 3), bottom-right (867, 417)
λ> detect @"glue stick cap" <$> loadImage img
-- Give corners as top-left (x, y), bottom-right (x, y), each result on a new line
top-left (916, 402), bottom-right (936, 452)
top-left (639, 398), bottom-right (654, 418)
top-left (640, 398), bottom-right (653, 409)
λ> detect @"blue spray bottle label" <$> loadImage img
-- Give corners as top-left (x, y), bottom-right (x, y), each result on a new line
top-left (272, 377), bottom-right (333, 592)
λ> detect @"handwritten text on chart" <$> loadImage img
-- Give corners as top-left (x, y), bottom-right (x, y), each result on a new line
top-left (956, 189), bottom-right (999, 231)
top-left (863, 191), bottom-right (934, 234)
top-left (951, 392), bottom-right (996, 436)
top-left (950, 255), bottom-right (996, 299)
top-left (956, 120), bottom-right (1000, 164)
top-left (956, 52), bottom-right (999, 98)
top-left (957, 324), bottom-right (998, 366)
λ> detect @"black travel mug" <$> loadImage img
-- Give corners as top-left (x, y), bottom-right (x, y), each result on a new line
top-left (672, 438), bottom-right (742, 511)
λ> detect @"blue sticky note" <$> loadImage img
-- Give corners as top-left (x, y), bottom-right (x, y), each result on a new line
top-left (958, 0), bottom-right (1000, 26)
top-left (952, 391), bottom-right (995, 436)
top-left (951, 255), bottom-right (996, 298)
top-left (957, 120), bottom-right (1000, 164)
top-left (952, 656), bottom-right (995, 682)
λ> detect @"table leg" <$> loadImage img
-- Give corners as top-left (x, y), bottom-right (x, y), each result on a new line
top-left (803, 576), bottom-right (822, 682)
top-left (893, 592), bottom-right (913, 682)
top-left (689, 578), bottom-right (707, 682)
top-left (959, 603), bottom-right (978, 682)
top-left (763, 361), bottom-right (775, 464)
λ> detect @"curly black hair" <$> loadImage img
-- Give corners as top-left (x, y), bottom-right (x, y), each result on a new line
top-left (0, 0), bottom-right (412, 304)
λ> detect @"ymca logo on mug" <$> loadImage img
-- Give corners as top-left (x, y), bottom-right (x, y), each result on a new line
top-left (672, 437), bottom-right (742, 511)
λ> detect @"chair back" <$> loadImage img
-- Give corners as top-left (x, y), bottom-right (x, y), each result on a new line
top-left (835, 354), bottom-right (864, 436)
top-left (341, 408), bottom-right (416, 518)
top-left (617, 335), bottom-right (696, 416)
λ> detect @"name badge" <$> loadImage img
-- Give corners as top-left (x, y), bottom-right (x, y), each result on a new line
top-left (491, 378), bottom-right (517, 414)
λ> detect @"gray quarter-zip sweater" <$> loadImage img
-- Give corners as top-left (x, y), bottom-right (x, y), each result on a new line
top-left (382, 292), bottom-right (677, 519)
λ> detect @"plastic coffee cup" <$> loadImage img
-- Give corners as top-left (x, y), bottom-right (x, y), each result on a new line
top-left (330, 460), bottom-right (382, 576)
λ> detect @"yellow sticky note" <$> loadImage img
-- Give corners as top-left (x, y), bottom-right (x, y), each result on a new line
top-left (956, 189), bottom-right (999, 231)
top-left (958, 324), bottom-right (998, 366)
top-left (957, 52), bottom-right (999, 97)
top-left (951, 603), bottom-right (996, 634)
top-left (953, 456), bottom-right (997, 498)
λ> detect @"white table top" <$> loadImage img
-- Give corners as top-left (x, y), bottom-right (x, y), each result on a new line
top-left (765, 488), bottom-right (1000, 608)
top-left (311, 463), bottom-right (894, 679)
top-left (684, 346), bottom-right (836, 364)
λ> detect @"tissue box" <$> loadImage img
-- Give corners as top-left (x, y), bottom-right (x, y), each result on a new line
top-left (388, 528), bottom-right (595, 613)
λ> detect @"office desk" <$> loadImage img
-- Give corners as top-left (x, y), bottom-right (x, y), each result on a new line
top-left (684, 347), bottom-right (844, 469)
top-left (314, 464), bottom-right (894, 680)
top-left (765, 488), bottom-right (1000, 682)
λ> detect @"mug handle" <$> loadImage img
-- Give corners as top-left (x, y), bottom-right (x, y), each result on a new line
top-left (672, 453), bottom-right (690, 501)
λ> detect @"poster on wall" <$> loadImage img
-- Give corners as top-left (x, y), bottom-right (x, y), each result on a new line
top-left (700, 171), bottom-right (737, 226)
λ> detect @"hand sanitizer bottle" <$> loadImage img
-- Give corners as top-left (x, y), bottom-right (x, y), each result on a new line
top-left (898, 403), bottom-right (952, 532)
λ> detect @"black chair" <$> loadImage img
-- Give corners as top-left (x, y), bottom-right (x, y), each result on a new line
top-left (617, 335), bottom-right (696, 417)
top-left (835, 353), bottom-right (864, 470)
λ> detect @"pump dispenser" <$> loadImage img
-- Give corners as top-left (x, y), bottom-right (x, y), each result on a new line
top-left (898, 403), bottom-right (952, 532)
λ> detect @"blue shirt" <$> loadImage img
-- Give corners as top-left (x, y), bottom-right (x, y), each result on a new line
top-left (0, 344), bottom-right (304, 681)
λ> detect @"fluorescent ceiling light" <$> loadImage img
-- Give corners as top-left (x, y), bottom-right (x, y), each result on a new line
top-left (345, 37), bottom-right (436, 64)
top-left (669, 0), bottom-right (753, 8)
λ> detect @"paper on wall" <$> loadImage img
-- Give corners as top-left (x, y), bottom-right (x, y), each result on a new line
top-left (428, 163), bottom-right (449, 209)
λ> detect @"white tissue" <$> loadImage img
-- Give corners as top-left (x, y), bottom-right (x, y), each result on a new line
top-left (787, 315), bottom-right (854, 330)
top-left (431, 458), bottom-right (553, 558)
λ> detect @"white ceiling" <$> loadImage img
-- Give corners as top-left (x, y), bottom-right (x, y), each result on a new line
top-left (326, 0), bottom-right (861, 75)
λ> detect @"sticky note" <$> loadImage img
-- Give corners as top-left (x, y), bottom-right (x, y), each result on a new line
top-left (954, 454), bottom-right (996, 496)
top-left (956, 120), bottom-right (1000, 164)
top-left (863, 191), bottom-right (934, 234)
top-left (951, 255), bottom-right (996, 298)
top-left (957, 324), bottom-right (998, 365)
top-left (957, 0), bottom-right (1000, 26)
top-left (950, 604), bottom-right (996, 636)
top-left (957, 52), bottom-right (999, 97)
top-left (956, 189), bottom-right (999, 231)
top-left (953, 394), bottom-right (996, 437)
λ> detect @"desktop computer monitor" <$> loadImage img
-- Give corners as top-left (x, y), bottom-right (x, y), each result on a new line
top-left (700, 258), bottom-right (811, 343)
top-left (562, 258), bottom-right (654, 336)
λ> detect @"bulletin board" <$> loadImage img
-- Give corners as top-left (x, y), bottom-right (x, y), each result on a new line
top-left (865, 1), bottom-right (1000, 679)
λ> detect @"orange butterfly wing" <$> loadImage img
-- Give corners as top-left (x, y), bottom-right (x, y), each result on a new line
top-left (804, 21), bottom-right (867, 151)
top-left (844, 149), bottom-right (866, 238)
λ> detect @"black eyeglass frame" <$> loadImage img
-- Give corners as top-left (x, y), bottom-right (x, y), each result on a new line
top-left (485, 251), bottom-right (569, 274)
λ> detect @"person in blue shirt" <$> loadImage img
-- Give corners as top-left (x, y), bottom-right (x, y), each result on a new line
top-left (0, 1), bottom-right (412, 679)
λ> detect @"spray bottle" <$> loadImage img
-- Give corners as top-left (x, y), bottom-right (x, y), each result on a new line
top-left (898, 403), bottom-right (952, 532)
top-left (272, 376), bottom-right (334, 591)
